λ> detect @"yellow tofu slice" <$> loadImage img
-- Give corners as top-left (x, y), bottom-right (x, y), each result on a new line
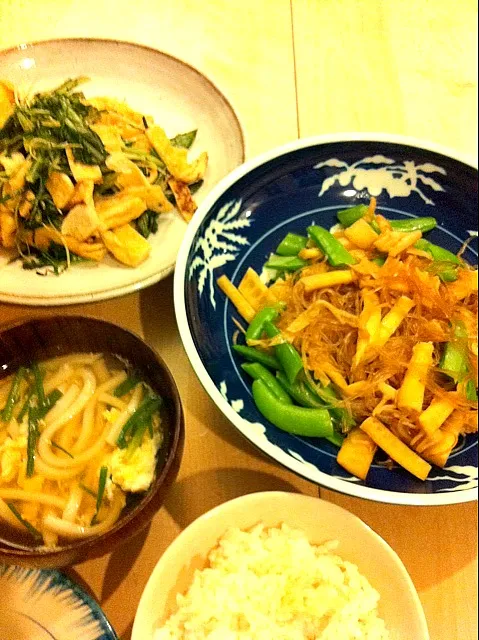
top-left (146, 125), bottom-right (208, 185)
top-left (66, 147), bottom-right (102, 183)
top-left (122, 185), bottom-right (173, 214)
top-left (95, 194), bottom-right (147, 229)
top-left (168, 177), bottom-right (197, 222)
top-left (90, 124), bottom-right (123, 153)
top-left (67, 180), bottom-right (95, 208)
top-left (61, 203), bottom-right (101, 242)
top-left (101, 224), bottom-right (151, 267)
top-left (23, 226), bottom-right (106, 262)
top-left (0, 209), bottom-right (17, 247)
top-left (46, 172), bottom-right (75, 209)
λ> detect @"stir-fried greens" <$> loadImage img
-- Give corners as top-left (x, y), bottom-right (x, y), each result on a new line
top-left (219, 199), bottom-right (478, 481)
top-left (0, 77), bottom-right (207, 274)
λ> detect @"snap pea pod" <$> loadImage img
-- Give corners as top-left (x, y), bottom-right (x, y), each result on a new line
top-left (245, 306), bottom-right (281, 342)
top-left (307, 225), bottom-right (356, 267)
top-left (303, 377), bottom-right (356, 429)
top-left (415, 239), bottom-right (461, 265)
top-left (242, 363), bottom-right (292, 404)
top-left (276, 372), bottom-right (344, 446)
top-left (276, 233), bottom-right (308, 256)
top-left (263, 321), bottom-right (304, 385)
top-left (337, 204), bottom-right (369, 227)
top-left (252, 379), bottom-right (333, 438)
top-left (275, 371), bottom-right (325, 408)
top-left (232, 344), bottom-right (280, 370)
top-left (370, 219), bottom-right (381, 234)
top-left (265, 255), bottom-right (308, 272)
top-left (1, 366), bottom-right (27, 422)
top-left (389, 217), bottom-right (437, 233)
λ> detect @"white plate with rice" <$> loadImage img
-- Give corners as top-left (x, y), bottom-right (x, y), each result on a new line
top-left (132, 492), bottom-right (429, 640)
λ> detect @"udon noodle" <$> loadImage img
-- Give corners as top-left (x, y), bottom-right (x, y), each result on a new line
top-left (0, 354), bottom-right (163, 547)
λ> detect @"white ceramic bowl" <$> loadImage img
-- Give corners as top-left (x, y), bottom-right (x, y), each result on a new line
top-left (132, 491), bottom-right (429, 640)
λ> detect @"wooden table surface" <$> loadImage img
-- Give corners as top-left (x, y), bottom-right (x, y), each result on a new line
top-left (0, 1), bottom-right (477, 638)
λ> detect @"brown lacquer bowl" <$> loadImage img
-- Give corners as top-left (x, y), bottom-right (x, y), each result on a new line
top-left (0, 316), bottom-right (185, 568)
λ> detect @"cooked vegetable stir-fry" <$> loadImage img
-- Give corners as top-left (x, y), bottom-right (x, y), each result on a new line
top-left (219, 199), bottom-right (478, 481)
top-left (0, 77), bottom-right (208, 274)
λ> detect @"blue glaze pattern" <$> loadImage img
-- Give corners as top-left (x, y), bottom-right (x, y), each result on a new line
top-left (0, 564), bottom-right (117, 640)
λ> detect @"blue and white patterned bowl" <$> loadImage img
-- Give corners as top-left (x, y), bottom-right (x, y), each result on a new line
top-left (174, 134), bottom-right (478, 506)
top-left (0, 564), bottom-right (117, 639)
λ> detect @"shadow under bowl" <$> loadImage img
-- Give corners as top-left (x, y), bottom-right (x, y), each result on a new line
top-left (0, 316), bottom-right (185, 569)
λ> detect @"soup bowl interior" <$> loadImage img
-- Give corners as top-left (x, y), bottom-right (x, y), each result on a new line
top-left (0, 316), bottom-right (184, 568)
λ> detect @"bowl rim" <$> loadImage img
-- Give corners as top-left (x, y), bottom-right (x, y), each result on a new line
top-left (132, 490), bottom-right (430, 640)
top-left (0, 315), bottom-right (185, 563)
top-left (174, 132), bottom-right (478, 506)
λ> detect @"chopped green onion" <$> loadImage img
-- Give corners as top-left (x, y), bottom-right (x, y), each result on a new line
top-left (37, 389), bottom-right (63, 421)
top-left (91, 466), bottom-right (108, 525)
top-left (1, 366), bottom-right (27, 422)
top-left (50, 441), bottom-right (74, 459)
top-left (26, 407), bottom-right (39, 478)
top-left (18, 386), bottom-right (35, 422)
top-left (116, 396), bottom-right (162, 449)
top-left (114, 376), bottom-right (140, 398)
top-left (79, 483), bottom-right (97, 499)
top-left (31, 362), bottom-right (46, 409)
top-left (6, 502), bottom-right (43, 541)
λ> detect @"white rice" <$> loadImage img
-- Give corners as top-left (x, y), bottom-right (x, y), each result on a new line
top-left (154, 523), bottom-right (389, 639)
